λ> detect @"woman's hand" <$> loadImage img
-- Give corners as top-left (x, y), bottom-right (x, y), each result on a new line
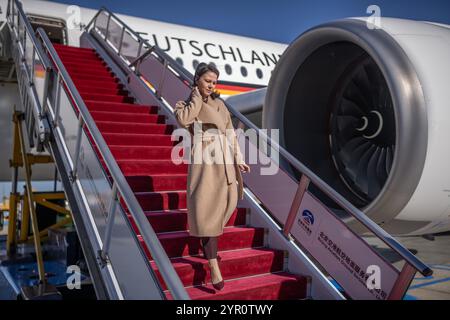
top-left (191, 86), bottom-right (201, 99)
top-left (238, 163), bottom-right (251, 173)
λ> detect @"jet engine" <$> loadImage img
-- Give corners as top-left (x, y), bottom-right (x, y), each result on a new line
top-left (264, 18), bottom-right (450, 235)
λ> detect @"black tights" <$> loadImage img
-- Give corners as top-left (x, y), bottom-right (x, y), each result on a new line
top-left (201, 237), bottom-right (218, 260)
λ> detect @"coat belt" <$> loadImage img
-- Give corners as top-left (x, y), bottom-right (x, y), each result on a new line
top-left (192, 128), bottom-right (243, 199)
top-left (198, 130), bottom-right (235, 184)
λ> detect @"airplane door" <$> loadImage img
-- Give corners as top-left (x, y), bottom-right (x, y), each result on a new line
top-left (27, 14), bottom-right (67, 44)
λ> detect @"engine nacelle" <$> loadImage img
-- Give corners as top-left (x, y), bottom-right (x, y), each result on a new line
top-left (264, 18), bottom-right (450, 235)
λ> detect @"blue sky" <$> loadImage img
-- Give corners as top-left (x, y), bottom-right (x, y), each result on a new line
top-left (49, 0), bottom-right (450, 43)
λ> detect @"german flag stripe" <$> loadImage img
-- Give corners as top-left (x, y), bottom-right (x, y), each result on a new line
top-left (140, 75), bottom-right (263, 97)
top-left (215, 82), bottom-right (263, 96)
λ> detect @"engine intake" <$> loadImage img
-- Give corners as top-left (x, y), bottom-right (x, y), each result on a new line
top-left (264, 18), bottom-right (450, 234)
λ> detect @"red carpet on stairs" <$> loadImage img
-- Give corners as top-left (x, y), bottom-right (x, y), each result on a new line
top-left (52, 43), bottom-right (308, 300)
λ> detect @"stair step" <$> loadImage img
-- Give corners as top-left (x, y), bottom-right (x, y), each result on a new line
top-left (134, 190), bottom-right (187, 211)
top-left (80, 93), bottom-right (134, 103)
top-left (90, 111), bottom-right (165, 124)
top-left (152, 248), bottom-right (284, 290)
top-left (126, 174), bottom-right (187, 192)
top-left (143, 207), bottom-right (246, 233)
top-left (60, 57), bottom-right (107, 66)
top-left (58, 53), bottom-right (101, 68)
top-left (110, 146), bottom-right (176, 160)
top-left (166, 272), bottom-right (308, 300)
top-left (65, 64), bottom-right (112, 73)
top-left (56, 50), bottom-right (99, 59)
top-left (64, 63), bottom-right (112, 73)
top-left (76, 86), bottom-right (128, 96)
top-left (103, 133), bottom-right (175, 147)
top-left (56, 49), bottom-right (98, 61)
top-left (85, 100), bottom-right (157, 114)
top-left (66, 67), bottom-right (114, 79)
top-left (138, 227), bottom-right (265, 259)
top-left (96, 121), bottom-right (173, 134)
top-left (116, 159), bottom-right (187, 175)
top-left (72, 79), bottom-right (123, 90)
top-left (55, 45), bottom-right (96, 53)
top-left (70, 73), bottom-right (119, 83)
top-left (53, 44), bottom-right (96, 52)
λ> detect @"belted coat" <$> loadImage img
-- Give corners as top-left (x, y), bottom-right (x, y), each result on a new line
top-left (174, 93), bottom-right (244, 237)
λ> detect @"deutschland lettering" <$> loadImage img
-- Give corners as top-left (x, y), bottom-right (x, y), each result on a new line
top-left (151, 34), bottom-right (281, 67)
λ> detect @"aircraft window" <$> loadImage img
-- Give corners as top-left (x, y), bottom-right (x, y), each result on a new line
top-left (225, 64), bottom-right (232, 75)
top-left (176, 57), bottom-right (184, 66)
top-left (241, 66), bottom-right (248, 77)
top-left (193, 60), bottom-right (199, 69)
top-left (256, 68), bottom-right (263, 79)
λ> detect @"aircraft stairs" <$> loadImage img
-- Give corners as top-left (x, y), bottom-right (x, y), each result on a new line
top-left (3, 0), bottom-right (432, 300)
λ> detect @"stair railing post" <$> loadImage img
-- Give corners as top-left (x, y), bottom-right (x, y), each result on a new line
top-left (283, 174), bottom-right (310, 237)
top-left (99, 183), bottom-right (118, 265)
top-left (15, 1), bottom-right (19, 29)
top-left (22, 23), bottom-right (26, 59)
top-left (30, 46), bottom-right (35, 86)
top-left (118, 26), bottom-right (125, 55)
top-left (134, 40), bottom-right (143, 74)
top-left (92, 11), bottom-right (97, 30)
top-left (155, 59), bottom-right (168, 99)
top-left (53, 73), bottom-right (61, 127)
top-left (387, 263), bottom-right (417, 300)
top-left (71, 113), bottom-right (84, 181)
top-left (104, 13), bottom-right (111, 41)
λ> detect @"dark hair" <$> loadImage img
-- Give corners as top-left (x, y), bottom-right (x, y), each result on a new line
top-left (194, 62), bottom-right (220, 99)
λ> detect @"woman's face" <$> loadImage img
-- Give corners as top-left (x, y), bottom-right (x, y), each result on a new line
top-left (197, 71), bottom-right (218, 98)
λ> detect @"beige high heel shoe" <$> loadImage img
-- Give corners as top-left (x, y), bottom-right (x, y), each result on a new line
top-left (208, 258), bottom-right (224, 291)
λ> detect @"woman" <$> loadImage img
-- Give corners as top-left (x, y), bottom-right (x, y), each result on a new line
top-left (174, 63), bottom-right (250, 290)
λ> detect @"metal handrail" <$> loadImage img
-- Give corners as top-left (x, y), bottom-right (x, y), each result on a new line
top-left (87, 7), bottom-right (431, 278)
top-left (226, 102), bottom-right (432, 278)
top-left (129, 47), bottom-right (154, 67)
top-left (85, 7), bottom-right (194, 84)
top-left (8, 0), bottom-right (52, 72)
top-left (82, 8), bottom-right (433, 289)
top-left (88, 6), bottom-right (431, 279)
top-left (7, 0), bottom-right (51, 151)
top-left (35, 28), bottom-right (189, 300)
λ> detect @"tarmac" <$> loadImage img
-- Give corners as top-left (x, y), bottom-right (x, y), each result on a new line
top-left (365, 231), bottom-right (450, 300)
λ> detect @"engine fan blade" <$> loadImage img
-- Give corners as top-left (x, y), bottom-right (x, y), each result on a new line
top-left (338, 136), bottom-right (367, 163)
top-left (353, 64), bottom-right (373, 103)
top-left (376, 147), bottom-right (388, 185)
top-left (343, 141), bottom-right (372, 181)
top-left (336, 115), bottom-right (359, 132)
top-left (367, 147), bottom-right (382, 199)
top-left (386, 146), bottom-right (394, 174)
top-left (363, 63), bottom-right (382, 107)
top-left (355, 145), bottom-right (376, 195)
top-left (340, 98), bottom-right (365, 117)
top-left (335, 121), bottom-right (360, 142)
top-left (347, 79), bottom-right (370, 113)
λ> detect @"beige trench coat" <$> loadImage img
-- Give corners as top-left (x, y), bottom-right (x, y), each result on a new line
top-left (174, 93), bottom-right (244, 237)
